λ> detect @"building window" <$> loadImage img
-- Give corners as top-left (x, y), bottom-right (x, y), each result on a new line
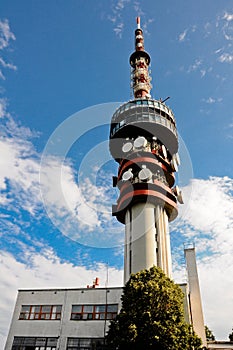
top-left (19, 305), bottom-right (62, 320)
top-left (71, 304), bottom-right (118, 321)
top-left (67, 338), bottom-right (105, 350)
top-left (12, 337), bottom-right (57, 350)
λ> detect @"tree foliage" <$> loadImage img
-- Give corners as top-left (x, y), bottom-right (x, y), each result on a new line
top-left (205, 325), bottom-right (215, 341)
top-left (106, 266), bottom-right (202, 350)
top-left (229, 327), bottom-right (233, 342)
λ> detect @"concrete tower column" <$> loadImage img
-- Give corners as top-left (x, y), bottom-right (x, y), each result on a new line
top-left (124, 203), bottom-right (157, 283)
top-left (124, 203), bottom-right (173, 284)
top-left (185, 247), bottom-right (207, 347)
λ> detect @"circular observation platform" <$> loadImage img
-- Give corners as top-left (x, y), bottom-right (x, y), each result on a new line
top-left (109, 99), bottom-right (178, 160)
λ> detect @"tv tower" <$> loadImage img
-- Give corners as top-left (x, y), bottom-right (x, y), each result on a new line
top-left (109, 17), bottom-right (182, 284)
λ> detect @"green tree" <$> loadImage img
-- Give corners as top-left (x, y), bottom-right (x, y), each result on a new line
top-left (106, 266), bottom-right (202, 350)
top-left (229, 327), bottom-right (233, 342)
top-left (205, 325), bottom-right (215, 341)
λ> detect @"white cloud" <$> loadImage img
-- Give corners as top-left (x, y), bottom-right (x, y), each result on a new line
top-left (133, 1), bottom-right (144, 17)
top-left (198, 253), bottom-right (233, 340)
top-left (0, 98), bottom-right (7, 118)
top-left (0, 69), bottom-right (5, 80)
top-left (173, 176), bottom-right (233, 339)
top-left (0, 125), bottom-right (39, 214)
top-left (108, 0), bottom-right (130, 38)
top-left (218, 53), bottom-right (233, 63)
top-left (203, 22), bottom-right (212, 37)
top-left (178, 26), bottom-right (196, 42)
top-left (187, 59), bottom-right (202, 72)
top-left (0, 57), bottom-right (17, 71)
top-left (222, 12), bottom-right (233, 22)
top-left (184, 59), bottom-right (213, 78)
top-left (40, 157), bottom-right (103, 231)
top-left (215, 47), bottom-right (224, 54)
top-left (220, 11), bottom-right (233, 42)
top-left (0, 249), bottom-right (123, 349)
top-left (0, 18), bottom-right (16, 84)
top-left (200, 69), bottom-right (206, 78)
top-left (39, 146), bottom-right (123, 247)
top-left (113, 22), bottom-right (124, 38)
top-left (202, 97), bottom-right (223, 104)
top-left (0, 108), bottom-right (123, 248)
top-left (179, 28), bottom-right (188, 42)
top-left (0, 19), bottom-right (15, 50)
top-left (106, 0), bottom-right (153, 38)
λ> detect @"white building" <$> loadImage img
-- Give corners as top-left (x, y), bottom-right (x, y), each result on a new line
top-left (4, 287), bottom-right (122, 350)
top-left (4, 247), bottom-right (208, 350)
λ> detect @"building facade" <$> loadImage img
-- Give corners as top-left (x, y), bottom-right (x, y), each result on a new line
top-left (5, 248), bottom-right (207, 349)
top-left (4, 287), bottom-right (122, 350)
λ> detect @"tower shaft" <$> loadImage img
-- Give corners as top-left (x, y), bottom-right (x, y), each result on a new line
top-left (124, 203), bottom-right (172, 283)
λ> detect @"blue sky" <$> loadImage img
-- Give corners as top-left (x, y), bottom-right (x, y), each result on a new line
top-left (0, 0), bottom-right (233, 346)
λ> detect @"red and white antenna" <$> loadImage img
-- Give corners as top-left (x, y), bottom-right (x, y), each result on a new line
top-left (130, 17), bottom-right (152, 98)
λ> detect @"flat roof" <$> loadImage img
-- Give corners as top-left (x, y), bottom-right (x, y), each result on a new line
top-left (18, 286), bottom-right (123, 292)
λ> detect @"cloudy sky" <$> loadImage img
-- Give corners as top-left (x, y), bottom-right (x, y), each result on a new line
top-left (0, 0), bottom-right (233, 347)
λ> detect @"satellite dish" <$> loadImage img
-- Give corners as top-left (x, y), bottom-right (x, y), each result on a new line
top-left (122, 142), bottom-right (133, 153)
top-left (173, 186), bottom-right (184, 204)
top-left (134, 136), bottom-right (147, 149)
top-left (161, 145), bottom-right (167, 158)
top-left (173, 153), bottom-right (180, 166)
top-left (171, 159), bottom-right (178, 172)
top-left (173, 185), bottom-right (179, 196)
top-left (122, 169), bottom-right (134, 182)
top-left (138, 167), bottom-right (152, 181)
top-left (177, 192), bottom-right (184, 204)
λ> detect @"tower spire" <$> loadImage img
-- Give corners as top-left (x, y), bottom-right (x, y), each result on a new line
top-left (130, 17), bottom-right (152, 98)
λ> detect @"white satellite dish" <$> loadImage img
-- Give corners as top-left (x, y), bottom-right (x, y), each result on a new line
top-left (134, 136), bottom-right (147, 149)
top-left (122, 169), bottom-right (134, 182)
top-left (138, 167), bottom-right (152, 181)
top-left (161, 145), bottom-right (167, 158)
top-left (173, 153), bottom-right (180, 166)
top-left (171, 159), bottom-right (178, 172)
top-left (173, 185), bottom-right (179, 196)
top-left (122, 142), bottom-right (133, 153)
top-left (177, 192), bottom-right (184, 204)
top-left (173, 185), bottom-right (184, 204)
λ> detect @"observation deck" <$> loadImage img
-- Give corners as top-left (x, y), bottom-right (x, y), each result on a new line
top-left (109, 99), bottom-right (178, 161)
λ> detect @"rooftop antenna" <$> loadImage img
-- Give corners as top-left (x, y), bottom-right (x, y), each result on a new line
top-left (105, 263), bottom-right (109, 288)
top-left (161, 96), bottom-right (170, 103)
top-left (130, 17), bottom-right (152, 99)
